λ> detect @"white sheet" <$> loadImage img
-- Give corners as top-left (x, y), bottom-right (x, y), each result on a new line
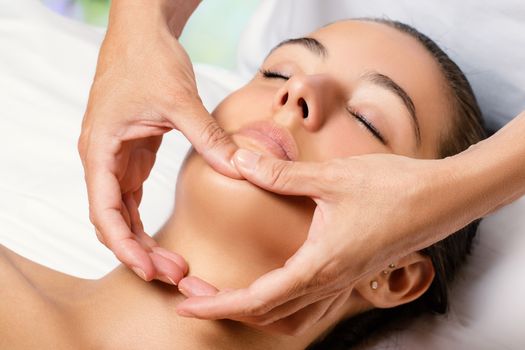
top-left (1, 1), bottom-right (524, 349)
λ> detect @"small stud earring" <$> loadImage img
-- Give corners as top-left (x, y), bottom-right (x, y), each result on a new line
top-left (383, 263), bottom-right (396, 274)
top-left (370, 280), bottom-right (378, 290)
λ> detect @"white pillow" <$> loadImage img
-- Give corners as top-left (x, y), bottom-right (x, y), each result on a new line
top-left (237, 0), bottom-right (525, 131)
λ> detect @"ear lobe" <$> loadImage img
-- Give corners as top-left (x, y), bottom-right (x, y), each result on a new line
top-left (356, 253), bottom-right (435, 309)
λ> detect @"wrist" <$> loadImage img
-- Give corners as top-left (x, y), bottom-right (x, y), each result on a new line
top-left (109, 0), bottom-right (201, 38)
top-left (447, 113), bottom-right (525, 214)
top-left (423, 112), bottom-right (525, 235)
top-left (164, 0), bottom-right (202, 37)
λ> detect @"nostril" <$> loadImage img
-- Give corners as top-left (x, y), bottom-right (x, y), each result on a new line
top-left (281, 93), bottom-right (289, 106)
top-left (298, 98), bottom-right (309, 119)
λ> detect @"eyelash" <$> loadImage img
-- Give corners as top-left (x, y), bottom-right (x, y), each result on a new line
top-left (260, 68), bottom-right (290, 80)
top-left (261, 69), bottom-right (386, 145)
top-left (346, 107), bottom-right (386, 144)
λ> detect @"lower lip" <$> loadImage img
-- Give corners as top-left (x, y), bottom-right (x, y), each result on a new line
top-left (234, 129), bottom-right (291, 161)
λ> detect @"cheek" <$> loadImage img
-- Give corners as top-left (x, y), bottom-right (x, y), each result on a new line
top-left (298, 117), bottom-right (387, 161)
top-left (212, 86), bottom-right (275, 132)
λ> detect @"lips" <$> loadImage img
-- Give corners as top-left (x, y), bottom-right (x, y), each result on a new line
top-left (233, 121), bottom-right (299, 161)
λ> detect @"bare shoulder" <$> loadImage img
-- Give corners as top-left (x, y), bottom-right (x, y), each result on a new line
top-left (0, 245), bottom-right (77, 349)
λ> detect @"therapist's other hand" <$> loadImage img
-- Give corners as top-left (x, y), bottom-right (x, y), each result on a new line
top-left (78, 3), bottom-right (239, 284)
top-left (176, 149), bottom-right (444, 334)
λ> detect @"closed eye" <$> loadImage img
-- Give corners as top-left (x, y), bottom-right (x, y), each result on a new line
top-left (260, 68), bottom-right (290, 80)
top-left (346, 107), bottom-right (387, 144)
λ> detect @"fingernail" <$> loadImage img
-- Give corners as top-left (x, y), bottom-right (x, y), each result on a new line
top-left (176, 307), bottom-right (194, 317)
top-left (158, 275), bottom-right (177, 286)
top-left (234, 149), bottom-right (260, 170)
top-left (178, 284), bottom-right (187, 294)
top-left (132, 267), bottom-right (147, 281)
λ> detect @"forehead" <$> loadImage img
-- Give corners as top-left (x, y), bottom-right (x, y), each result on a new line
top-left (271, 20), bottom-right (451, 157)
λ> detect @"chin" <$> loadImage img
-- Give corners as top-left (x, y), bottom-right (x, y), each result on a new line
top-left (174, 149), bottom-right (315, 273)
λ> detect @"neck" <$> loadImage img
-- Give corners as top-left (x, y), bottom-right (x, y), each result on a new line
top-left (67, 266), bottom-right (290, 350)
top-left (61, 153), bottom-right (362, 348)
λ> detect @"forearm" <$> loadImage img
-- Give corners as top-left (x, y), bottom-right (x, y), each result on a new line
top-left (109, 0), bottom-right (201, 38)
top-left (453, 112), bottom-right (525, 215)
top-left (415, 112), bottom-right (525, 248)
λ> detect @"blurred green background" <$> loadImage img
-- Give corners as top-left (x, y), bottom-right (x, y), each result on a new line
top-left (41, 0), bottom-right (260, 69)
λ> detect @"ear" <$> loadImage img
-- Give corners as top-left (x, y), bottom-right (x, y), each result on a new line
top-left (355, 253), bottom-right (435, 309)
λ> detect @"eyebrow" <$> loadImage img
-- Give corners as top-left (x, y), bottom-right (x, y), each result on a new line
top-left (361, 71), bottom-right (422, 146)
top-left (270, 37), bottom-right (328, 58)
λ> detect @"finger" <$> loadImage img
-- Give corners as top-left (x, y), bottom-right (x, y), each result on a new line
top-left (175, 242), bottom-right (317, 320)
top-left (232, 149), bottom-right (325, 197)
top-left (178, 276), bottom-right (219, 297)
top-left (317, 289), bottom-right (352, 324)
top-left (149, 252), bottom-right (185, 285)
top-left (121, 192), bottom-right (188, 273)
top-left (95, 228), bottom-right (106, 246)
top-left (133, 187), bottom-right (143, 207)
top-left (152, 246), bottom-right (188, 275)
top-left (122, 192), bottom-right (152, 249)
top-left (242, 287), bottom-right (340, 327)
top-left (176, 105), bottom-right (240, 179)
top-left (87, 166), bottom-right (155, 281)
top-left (253, 295), bottom-right (338, 335)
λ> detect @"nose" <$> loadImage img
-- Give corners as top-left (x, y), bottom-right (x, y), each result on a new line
top-left (272, 74), bottom-right (339, 131)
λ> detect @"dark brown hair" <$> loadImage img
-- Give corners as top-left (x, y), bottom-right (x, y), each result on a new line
top-left (309, 18), bottom-right (487, 349)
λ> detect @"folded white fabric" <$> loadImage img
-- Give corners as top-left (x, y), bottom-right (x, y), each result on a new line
top-left (237, 0), bottom-right (525, 131)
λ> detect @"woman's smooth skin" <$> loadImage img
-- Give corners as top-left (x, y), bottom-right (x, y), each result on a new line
top-left (0, 21), bottom-right (448, 349)
top-left (78, 0), bottom-right (239, 285)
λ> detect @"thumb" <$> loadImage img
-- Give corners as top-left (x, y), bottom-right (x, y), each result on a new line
top-left (177, 104), bottom-right (240, 179)
top-left (233, 149), bottom-right (325, 197)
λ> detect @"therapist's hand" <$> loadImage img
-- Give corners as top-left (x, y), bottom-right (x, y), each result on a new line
top-left (78, 0), bottom-right (239, 284)
top-left (175, 149), bottom-right (465, 334)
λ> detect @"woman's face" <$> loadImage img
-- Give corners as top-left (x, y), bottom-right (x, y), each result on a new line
top-left (214, 20), bottom-right (450, 160)
top-left (172, 20), bottom-right (452, 289)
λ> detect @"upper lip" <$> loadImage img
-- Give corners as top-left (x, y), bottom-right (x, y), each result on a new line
top-left (234, 121), bottom-right (299, 161)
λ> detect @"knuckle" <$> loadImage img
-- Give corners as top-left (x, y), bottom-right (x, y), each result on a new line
top-left (95, 229), bottom-right (106, 246)
top-left (266, 161), bottom-right (291, 189)
top-left (88, 210), bottom-right (97, 226)
top-left (201, 119), bottom-right (229, 149)
top-left (77, 137), bottom-right (85, 158)
top-left (244, 297), bottom-right (271, 317)
top-left (248, 315), bottom-right (272, 326)
top-left (320, 161), bottom-right (343, 186)
top-left (311, 273), bottom-right (336, 291)
top-left (319, 159), bottom-right (352, 196)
